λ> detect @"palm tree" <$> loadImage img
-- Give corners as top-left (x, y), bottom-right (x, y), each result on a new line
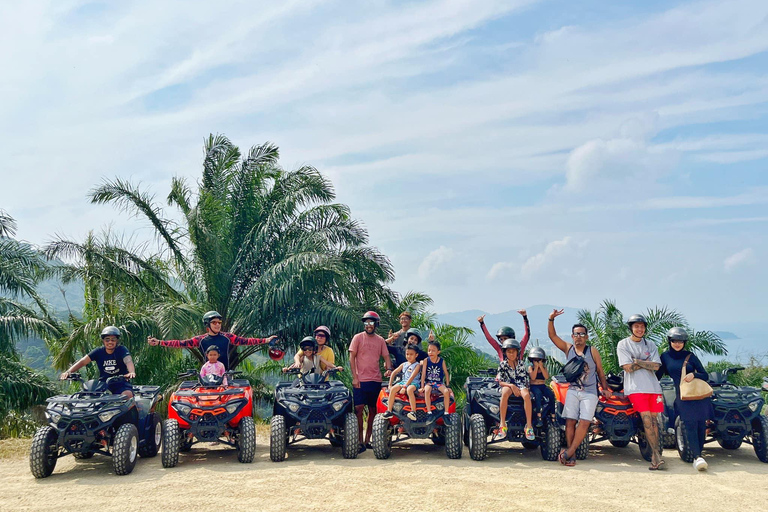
top-left (577, 299), bottom-right (726, 375)
top-left (46, 136), bottom-right (396, 383)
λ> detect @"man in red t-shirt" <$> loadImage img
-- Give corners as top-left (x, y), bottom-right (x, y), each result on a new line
top-left (349, 311), bottom-right (393, 453)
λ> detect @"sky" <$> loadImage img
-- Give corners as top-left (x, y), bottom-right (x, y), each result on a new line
top-left (1, 0), bottom-right (767, 325)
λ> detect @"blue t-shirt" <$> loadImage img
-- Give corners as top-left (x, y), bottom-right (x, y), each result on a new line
top-left (424, 357), bottom-right (445, 385)
top-left (88, 345), bottom-right (130, 379)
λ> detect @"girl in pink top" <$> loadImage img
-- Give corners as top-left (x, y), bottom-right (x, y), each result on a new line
top-left (200, 345), bottom-right (227, 385)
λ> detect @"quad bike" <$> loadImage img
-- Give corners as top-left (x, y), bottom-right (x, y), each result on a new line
top-left (550, 373), bottom-right (663, 462)
top-left (659, 376), bottom-right (679, 449)
top-left (162, 370), bottom-right (255, 467)
top-left (270, 368), bottom-right (358, 461)
top-left (30, 374), bottom-right (162, 478)
top-left (371, 382), bottom-right (461, 459)
top-left (674, 366), bottom-right (767, 463)
top-left (462, 370), bottom-right (560, 461)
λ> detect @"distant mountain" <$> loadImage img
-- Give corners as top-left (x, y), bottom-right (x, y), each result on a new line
top-left (712, 331), bottom-right (739, 340)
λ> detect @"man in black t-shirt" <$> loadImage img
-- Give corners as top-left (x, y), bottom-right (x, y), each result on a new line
top-left (61, 326), bottom-right (136, 397)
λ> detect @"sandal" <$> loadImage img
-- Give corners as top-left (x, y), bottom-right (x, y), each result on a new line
top-left (558, 449), bottom-right (567, 465)
top-left (649, 460), bottom-right (667, 471)
top-left (499, 425), bottom-right (508, 436)
top-left (565, 456), bottom-right (576, 467)
top-left (525, 426), bottom-right (535, 441)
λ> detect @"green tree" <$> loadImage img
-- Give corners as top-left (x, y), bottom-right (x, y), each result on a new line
top-left (577, 299), bottom-right (726, 375)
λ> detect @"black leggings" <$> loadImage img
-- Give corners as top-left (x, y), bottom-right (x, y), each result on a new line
top-left (530, 384), bottom-right (554, 413)
top-left (684, 419), bottom-right (707, 458)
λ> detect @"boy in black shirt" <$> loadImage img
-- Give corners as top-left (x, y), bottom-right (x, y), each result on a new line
top-left (60, 326), bottom-right (136, 397)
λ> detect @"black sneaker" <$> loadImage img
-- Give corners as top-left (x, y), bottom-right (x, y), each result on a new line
top-left (365, 442), bottom-right (373, 450)
top-left (358, 443), bottom-right (366, 454)
top-left (382, 411), bottom-right (393, 419)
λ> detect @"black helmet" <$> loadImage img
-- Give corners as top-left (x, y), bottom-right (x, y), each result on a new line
top-left (299, 336), bottom-right (318, 351)
top-left (205, 345), bottom-right (221, 354)
top-left (203, 310), bottom-right (223, 327)
top-left (405, 327), bottom-right (422, 343)
top-left (496, 326), bottom-right (516, 340)
top-left (501, 339), bottom-right (521, 352)
top-left (100, 326), bottom-right (121, 339)
top-left (626, 314), bottom-right (648, 329)
top-left (528, 347), bottom-right (546, 360)
top-left (667, 327), bottom-right (688, 343)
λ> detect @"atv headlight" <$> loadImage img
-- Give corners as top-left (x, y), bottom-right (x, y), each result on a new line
top-left (225, 401), bottom-right (243, 414)
top-left (47, 411), bottom-right (61, 424)
top-left (748, 400), bottom-right (761, 412)
top-left (98, 409), bottom-right (121, 423)
top-left (174, 403), bottom-right (192, 416)
top-left (332, 401), bottom-right (344, 412)
top-left (288, 403), bottom-right (300, 413)
top-left (488, 405), bottom-right (500, 415)
top-left (393, 402), bottom-right (404, 413)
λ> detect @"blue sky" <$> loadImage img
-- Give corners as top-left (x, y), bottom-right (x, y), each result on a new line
top-left (1, 0), bottom-right (767, 324)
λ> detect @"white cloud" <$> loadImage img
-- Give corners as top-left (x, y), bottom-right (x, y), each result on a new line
top-left (724, 248), bottom-right (755, 272)
top-left (487, 236), bottom-right (589, 281)
top-left (417, 246), bottom-right (467, 284)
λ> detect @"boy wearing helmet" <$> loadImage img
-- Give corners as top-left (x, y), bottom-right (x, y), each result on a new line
top-left (477, 309), bottom-right (530, 361)
top-left (147, 311), bottom-right (277, 370)
top-left (293, 326), bottom-right (335, 371)
top-left (617, 314), bottom-right (664, 470)
top-left (60, 326), bottom-right (136, 398)
top-left (496, 339), bottom-right (535, 440)
top-left (349, 311), bottom-right (393, 453)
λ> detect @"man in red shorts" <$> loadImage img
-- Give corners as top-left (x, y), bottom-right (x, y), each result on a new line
top-left (617, 314), bottom-right (664, 470)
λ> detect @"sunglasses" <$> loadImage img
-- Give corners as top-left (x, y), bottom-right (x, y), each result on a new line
top-left (572, 332), bottom-right (588, 337)
top-left (363, 321), bottom-right (376, 326)
top-left (314, 333), bottom-right (327, 338)
top-left (210, 320), bottom-right (222, 325)
top-left (670, 340), bottom-right (685, 344)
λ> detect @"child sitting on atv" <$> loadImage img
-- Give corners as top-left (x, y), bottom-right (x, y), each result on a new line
top-left (283, 336), bottom-right (341, 375)
top-left (383, 344), bottom-right (422, 421)
top-left (200, 345), bottom-right (227, 385)
top-left (293, 326), bottom-right (335, 372)
top-left (421, 340), bottom-right (452, 424)
top-left (527, 346), bottom-right (554, 428)
top-left (497, 339), bottom-right (535, 440)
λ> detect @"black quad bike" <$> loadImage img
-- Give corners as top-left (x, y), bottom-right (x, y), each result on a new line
top-left (659, 376), bottom-right (681, 449)
top-left (675, 366), bottom-right (768, 463)
top-left (270, 368), bottom-right (358, 461)
top-left (30, 374), bottom-right (162, 478)
top-left (462, 370), bottom-right (560, 461)
top-left (371, 382), bottom-right (462, 459)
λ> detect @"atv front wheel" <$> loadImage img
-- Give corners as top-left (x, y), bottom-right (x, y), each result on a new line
top-left (29, 426), bottom-right (58, 478)
top-left (675, 417), bottom-right (694, 463)
top-left (371, 413), bottom-right (392, 459)
top-left (444, 414), bottom-right (462, 459)
top-left (161, 419), bottom-right (180, 468)
top-left (751, 415), bottom-right (768, 463)
top-left (112, 423), bottom-right (139, 475)
top-left (237, 416), bottom-right (256, 463)
top-left (270, 414), bottom-right (287, 462)
top-left (342, 412), bottom-right (359, 459)
top-left (468, 414), bottom-right (487, 461)
top-left (609, 439), bottom-right (630, 448)
top-left (139, 412), bottom-right (162, 458)
top-left (574, 434), bottom-right (589, 460)
top-left (541, 421), bottom-right (561, 461)
top-left (717, 438), bottom-right (743, 450)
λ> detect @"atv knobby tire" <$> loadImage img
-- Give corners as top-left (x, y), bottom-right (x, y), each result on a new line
top-left (444, 414), bottom-right (462, 459)
top-left (73, 451), bottom-right (95, 460)
top-left (371, 413), bottom-right (392, 459)
top-left (675, 417), bottom-right (694, 463)
top-left (237, 416), bottom-right (256, 463)
top-left (270, 414), bottom-right (287, 462)
top-left (575, 435), bottom-right (589, 460)
top-left (139, 412), bottom-right (162, 458)
top-left (161, 419), bottom-right (180, 468)
top-left (717, 438), bottom-right (743, 450)
top-left (541, 421), bottom-right (561, 461)
top-left (29, 426), bottom-right (58, 478)
top-left (609, 439), bottom-right (630, 448)
top-left (468, 414), bottom-right (487, 461)
top-left (112, 423), bottom-right (138, 476)
top-left (752, 415), bottom-right (768, 463)
top-left (342, 412), bottom-right (359, 459)
top-left (637, 432), bottom-right (662, 462)
top-left (662, 432), bottom-right (677, 449)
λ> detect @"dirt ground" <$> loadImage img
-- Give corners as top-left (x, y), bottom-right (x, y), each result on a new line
top-left (2, 433), bottom-right (767, 512)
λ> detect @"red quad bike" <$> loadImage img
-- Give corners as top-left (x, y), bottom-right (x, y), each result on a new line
top-left (371, 384), bottom-right (462, 459)
top-left (550, 373), bottom-right (663, 462)
top-left (162, 369), bottom-right (256, 467)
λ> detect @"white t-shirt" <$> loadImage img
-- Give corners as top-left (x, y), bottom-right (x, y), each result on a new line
top-left (617, 337), bottom-right (662, 395)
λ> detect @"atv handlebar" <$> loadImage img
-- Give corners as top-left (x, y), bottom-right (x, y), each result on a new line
top-left (725, 367), bottom-right (746, 375)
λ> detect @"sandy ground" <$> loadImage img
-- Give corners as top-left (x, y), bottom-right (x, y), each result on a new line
top-left (2, 432), bottom-right (767, 512)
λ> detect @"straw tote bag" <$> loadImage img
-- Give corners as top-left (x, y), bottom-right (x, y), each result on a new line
top-left (680, 354), bottom-right (713, 401)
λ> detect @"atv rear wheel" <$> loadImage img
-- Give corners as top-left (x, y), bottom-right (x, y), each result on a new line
top-left (541, 421), bottom-right (561, 461)
top-left (270, 414), bottom-right (287, 462)
top-left (468, 414), bottom-right (487, 461)
top-left (444, 414), bottom-right (462, 459)
top-left (609, 439), bottom-right (630, 448)
top-left (29, 426), bottom-right (58, 478)
top-left (73, 451), bottom-right (95, 460)
top-left (237, 416), bottom-right (256, 463)
top-left (521, 440), bottom-right (538, 450)
top-left (752, 414), bottom-right (768, 463)
top-left (139, 412), bottom-right (162, 458)
top-left (574, 434), bottom-right (589, 460)
top-left (636, 432), bottom-right (662, 462)
top-left (161, 419), bottom-right (180, 468)
top-left (717, 438), bottom-right (743, 450)
top-left (342, 412), bottom-right (359, 459)
top-left (112, 423), bottom-right (139, 476)
top-left (675, 417), bottom-right (694, 463)
top-left (371, 413), bottom-right (392, 459)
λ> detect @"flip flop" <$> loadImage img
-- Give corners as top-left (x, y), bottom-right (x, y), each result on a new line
top-left (559, 449), bottom-right (567, 465)
top-left (499, 425), bottom-right (508, 436)
top-left (649, 460), bottom-right (667, 471)
top-left (565, 456), bottom-right (576, 467)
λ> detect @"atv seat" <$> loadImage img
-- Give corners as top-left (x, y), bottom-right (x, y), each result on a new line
top-left (179, 380), bottom-right (197, 390)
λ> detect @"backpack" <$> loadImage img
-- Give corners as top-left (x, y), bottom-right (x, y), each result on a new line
top-left (562, 345), bottom-right (590, 383)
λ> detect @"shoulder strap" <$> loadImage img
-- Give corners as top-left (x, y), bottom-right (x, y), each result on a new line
top-left (681, 353), bottom-right (691, 379)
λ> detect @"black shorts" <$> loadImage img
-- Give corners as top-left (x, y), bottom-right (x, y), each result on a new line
top-left (353, 381), bottom-right (381, 410)
top-left (108, 380), bottom-right (133, 395)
